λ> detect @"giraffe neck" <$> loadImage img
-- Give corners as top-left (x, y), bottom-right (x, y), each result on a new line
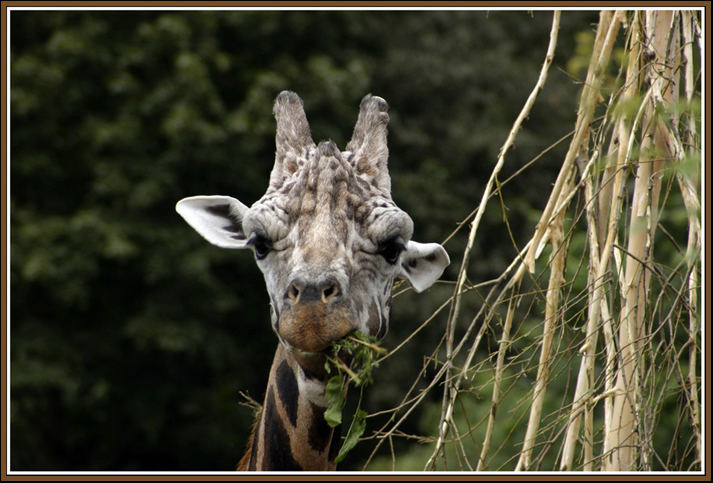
top-left (237, 343), bottom-right (341, 471)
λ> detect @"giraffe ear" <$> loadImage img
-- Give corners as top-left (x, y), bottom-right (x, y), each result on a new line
top-left (398, 241), bottom-right (450, 293)
top-left (175, 195), bottom-right (250, 249)
top-left (346, 94), bottom-right (391, 193)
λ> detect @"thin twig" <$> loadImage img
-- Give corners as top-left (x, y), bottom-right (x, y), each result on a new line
top-left (515, 159), bottom-right (571, 471)
top-left (476, 281), bottom-right (521, 470)
top-left (523, 10), bottom-right (622, 275)
top-left (428, 12), bottom-right (562, 469)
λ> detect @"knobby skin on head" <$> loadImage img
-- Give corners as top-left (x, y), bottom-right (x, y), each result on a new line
top-left (176, 91), bottom-right (449, 470)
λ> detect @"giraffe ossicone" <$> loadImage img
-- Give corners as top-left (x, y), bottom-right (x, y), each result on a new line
top-left (176, 91), bottom-right (449, 470)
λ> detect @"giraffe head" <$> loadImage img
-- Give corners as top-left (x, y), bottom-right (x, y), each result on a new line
top-left (177, 91), bottom-right (449, 368)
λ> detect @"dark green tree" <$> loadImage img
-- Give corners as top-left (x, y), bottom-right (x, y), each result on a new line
top-left (10, 10), bottom-right (596, 470)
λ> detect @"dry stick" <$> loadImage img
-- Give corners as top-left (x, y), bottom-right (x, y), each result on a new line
top-left (476, 281), bottom-right (522, 471)
top-left (645, 11), bottom-right (679, 470)
top-left (595, 11), bottom-right (639, 254)
top-left (377, 292), bottom-right (455, 364)
top-left (494, 12), bottom-right (622, 469)
top-left (428, 11), bottom-right (562, 469)
top-left (647, 11), bottom-right (701, 467)
top-left (363, 354), bottom-right (452, 466)
top-left (523, 10), bottom-right (619, 275)
top-left (579, 148), bottom-right (603, 473)
top-left (368, 239), bottom-right (532, 428)
top-left (682, 11), bottom-right (699, 146)
top-left (575, 98), bottom-right (649, 467)
top-left (600, 289), bottom-right (617, 457)
top-left (588, 89), bottom-right (652, 464)
top-left (603, 10), bottom-right (675, 470)
top-left (560, 164), bottom-right (626, 472)
top-left (559, 154), bottom-right (625, 470)
top-left (559, 12), bottom-right (636, 470)
top-left (648, 10), bottom-right (678, 256)
top-left (604, 116), bottom-right (653, 472)
top-left (596, 131), bottom-right (628, 447)
top-left (514, 166), bottom-right (571, 472)
top-left (451, 414), bottom-right (474, 471)
top-left (597, 11), bottom-right (645, 466)
top-left (416, 246), bottom-right (527, 470)
top-left (680, 10), bottom-right (702, 467)
top-left (582, 123), bottom-right (622, 472)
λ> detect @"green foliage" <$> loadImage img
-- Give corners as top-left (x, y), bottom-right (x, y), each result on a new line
top-left (336, 408), bottom-right (368, 464)
top-left (566, 29), bottom-right (595, 79)
top-left (324, 332), bottom-right (385, 462)
top-left (324, 376), bottom-right (346, 428)
top-left (326, 331), bottom-right (386, 386)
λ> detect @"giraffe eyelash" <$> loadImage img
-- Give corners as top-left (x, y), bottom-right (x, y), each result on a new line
top-left (377, 237), bottom-right (406, 265)
top-left (246, 233), bottom-right (273, 260)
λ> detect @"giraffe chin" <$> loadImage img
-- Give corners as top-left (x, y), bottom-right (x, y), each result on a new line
top-left (290, 348), bottom-right (329, 380)
top-left (289, 343), bottom-right (354, 382)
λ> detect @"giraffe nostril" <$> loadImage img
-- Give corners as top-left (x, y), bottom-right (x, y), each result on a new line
top-left (286, 277), bottom-right (341, 305)
top-left (287, 283), bottom-right (301, 303)
top-left (321, 280), bottom-right (340, 302)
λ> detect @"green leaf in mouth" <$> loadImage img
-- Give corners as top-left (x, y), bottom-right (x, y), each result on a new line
top-left (323, 331), bottom-right (386, 462)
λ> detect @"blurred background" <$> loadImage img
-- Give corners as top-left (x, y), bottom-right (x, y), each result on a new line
top-left (10, 9), bottom-right (603, 471)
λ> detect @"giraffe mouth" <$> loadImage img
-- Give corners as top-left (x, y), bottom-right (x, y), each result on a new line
top-left (290, 340), bottom-right (354, 380)
top-left (292, 343), bottom-right (352, 362)
top-left (277, 302), bottom-right (356, 353)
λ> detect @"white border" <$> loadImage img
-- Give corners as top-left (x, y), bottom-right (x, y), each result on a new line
top-left (4, 3), bottom-right (708, 477)
top-left (5, 4), bottom-right (10, 476)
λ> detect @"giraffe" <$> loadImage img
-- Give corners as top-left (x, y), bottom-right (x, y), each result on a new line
top-left (176, 91), bottom-right (449, 471)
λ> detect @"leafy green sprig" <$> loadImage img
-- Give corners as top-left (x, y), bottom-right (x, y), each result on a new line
top-left (323, 331), bottom-right (386, 463)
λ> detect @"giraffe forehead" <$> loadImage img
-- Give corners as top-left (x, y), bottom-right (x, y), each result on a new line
top-left (285, 143), bottom-right (369, 219)
top-left (267, 143), bottom-right (388, 223)
top-left (288, 155), bottom-right (412, 246)
top-left (246, 141), bottom-right (412, 244)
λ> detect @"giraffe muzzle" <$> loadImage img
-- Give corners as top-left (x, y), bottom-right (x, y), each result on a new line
top-left (278, 277), bottom-right (355, 353)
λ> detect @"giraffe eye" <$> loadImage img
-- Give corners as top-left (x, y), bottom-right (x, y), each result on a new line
top-left (247, 233), bottom-right (272, 260)
top-left (378, 237), bottom-right (405, 265)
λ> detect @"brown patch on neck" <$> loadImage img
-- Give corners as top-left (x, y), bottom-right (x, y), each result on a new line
top-left (292, 350), bottom-right (329, 381)
top-left (238, 344), bottom-right (338, 471)
top-left (236, 413), bottom-right (261, 471)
